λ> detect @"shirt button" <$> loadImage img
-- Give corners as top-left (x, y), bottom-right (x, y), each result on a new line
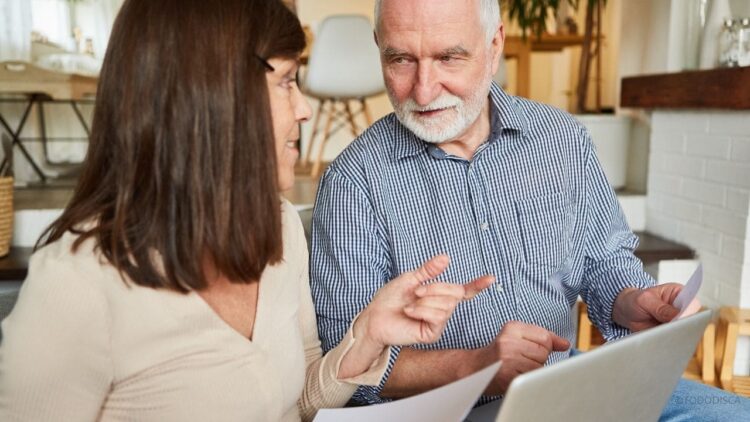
top-left (480, 222), bottom-right (489, 231)
top-left (495, 282), bottom-right (503, 292)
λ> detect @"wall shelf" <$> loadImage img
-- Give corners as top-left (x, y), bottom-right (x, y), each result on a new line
top-left (621, 67), bottom-right (750, 110)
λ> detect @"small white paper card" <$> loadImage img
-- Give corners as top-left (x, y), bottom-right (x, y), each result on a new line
top-left (672, 263), bottom-right (702, 320)
top-left (313, 361), bottom-right (501, 422)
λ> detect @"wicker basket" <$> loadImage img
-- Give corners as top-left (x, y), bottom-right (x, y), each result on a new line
top-left (0, 177), bottom-right (13, 257)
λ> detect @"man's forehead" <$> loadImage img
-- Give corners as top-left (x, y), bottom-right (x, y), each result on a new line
top-left (379, 0), bottom-right (480, 30)
top-left (378, 0), bottom-right (483, 52)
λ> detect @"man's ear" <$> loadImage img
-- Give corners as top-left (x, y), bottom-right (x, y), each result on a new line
top-left (490, 23), bottom-right (505, 75)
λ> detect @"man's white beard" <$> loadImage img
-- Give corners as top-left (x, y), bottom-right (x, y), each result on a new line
top-left (388, 71), bottom-right (493, 144)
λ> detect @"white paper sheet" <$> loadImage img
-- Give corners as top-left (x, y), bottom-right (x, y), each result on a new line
top-left (313, 361), bottom-right (501, 422)
top-left (672, 263), bottom-right (702, 320)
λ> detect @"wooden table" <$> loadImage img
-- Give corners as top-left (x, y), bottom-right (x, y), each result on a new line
top-left (0, 61), bottom-right (97, 182)
top-left (503, 34), bottom-right (585, 98)
top-left (0, 61), bottom-right (97, 100)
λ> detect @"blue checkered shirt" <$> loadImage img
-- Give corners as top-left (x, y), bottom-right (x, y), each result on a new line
top-left (310, 82), bottom-right (655, 405)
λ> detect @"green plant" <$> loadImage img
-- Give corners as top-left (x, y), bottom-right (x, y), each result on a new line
top-left (504, 0), bottom-right (607, 113)
top-left (505, 0), bottom-right (570, 39)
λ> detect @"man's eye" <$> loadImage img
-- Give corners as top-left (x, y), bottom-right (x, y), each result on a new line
top-left (440, 55), bottom-right (454, 62)
top-left (392, 57), bottom-right (408, 64)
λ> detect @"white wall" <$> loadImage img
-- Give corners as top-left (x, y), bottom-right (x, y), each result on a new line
top-left (646, 110), bottom-right (750, 374)
top-left (618, 0), bottom-right (672, 81)
top-left (647, 111), bottom-right (750, 308)
top-left (616, 0), bottom-right (706, 193)
top-left (730, 0), bottom-right (750, 16)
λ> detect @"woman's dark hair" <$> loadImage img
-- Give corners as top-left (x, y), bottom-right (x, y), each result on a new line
top-left (38, 0), bottom-right (306, 291)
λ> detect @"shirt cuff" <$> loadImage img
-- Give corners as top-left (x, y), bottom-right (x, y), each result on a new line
top-left (587, 266), bottom-right (655, 340)
top-left (321, 313), bottom-right (391, 386)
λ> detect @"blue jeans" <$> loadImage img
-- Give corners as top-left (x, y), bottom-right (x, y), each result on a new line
top-left (661, 379), bottom-right (750, 421)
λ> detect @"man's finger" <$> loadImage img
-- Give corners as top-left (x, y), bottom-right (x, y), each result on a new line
top-left (519, 327), bottom-right (568, 352)
top-left (519, 340), bottom-right (551, 365)
top-left (551, 333), bottom-right (570, 351)
top-left (639, 290), bottom-right (679, 322)
top-left (658, 283), bottom-right (683, 305)
top-left (517, 325), bottom-right (558, 350)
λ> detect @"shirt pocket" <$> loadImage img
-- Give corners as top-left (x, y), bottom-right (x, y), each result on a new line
top-left (515, 191), bottom-right (574, 271)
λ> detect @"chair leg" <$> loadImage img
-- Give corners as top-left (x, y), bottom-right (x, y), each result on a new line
top-left (344, 101), bottom-right (358, 137)
top-left (716, 308), bottom-right (739, 392)
top-left (37, 99), bottom-right (51, 164)
top-left (3, 96), bottom-right (47, 182)
top-left (311, 100), bottom-right (336, 178)
top-left (577, 303), bottom-right (592, 352)
top-left (701, 322), bottom-right (716, 384)
top-left (715, 316), bottom-right (727, 374)
top-left (360, 98), bottom-right (373, 126)
top-left (302, 98), bottom-right (326, 167)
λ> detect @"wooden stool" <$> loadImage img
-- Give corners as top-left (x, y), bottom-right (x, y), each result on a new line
top-left (576, 301), bottom-right (603, 351)
top-left (576, 302), bottom-right (716, 384)
top-left (684, 313), bottom-right (716, 386)
top-left (715, 307), bottom-right (750, 396)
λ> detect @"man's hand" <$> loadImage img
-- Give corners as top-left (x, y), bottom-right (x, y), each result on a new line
top-left (612, 284), bottom-right (701, 332)
top-left (472, 321), bottom-right (570, 395)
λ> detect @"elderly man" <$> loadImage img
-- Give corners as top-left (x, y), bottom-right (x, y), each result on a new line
top-left (310, 0), bottom-right (749, 418)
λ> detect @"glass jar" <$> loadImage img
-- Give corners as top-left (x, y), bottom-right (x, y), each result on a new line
top-left (719, 19), bottom-right (740, 67)
top-left (739, 18), bottom-right (750, 67)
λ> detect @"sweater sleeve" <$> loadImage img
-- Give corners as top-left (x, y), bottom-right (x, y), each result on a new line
top-left (0, 247), bottom-right (113, 421)
top-left (288, 203), bottom-right (389, 422)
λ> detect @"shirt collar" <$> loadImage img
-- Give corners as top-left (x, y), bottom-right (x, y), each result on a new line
top-left (488, 81), bottom-right (528, 135)
top-left (392, 81), bottom-right (528, 160)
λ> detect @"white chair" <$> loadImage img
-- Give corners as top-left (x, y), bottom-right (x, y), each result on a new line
top-left (302, 15), bottom-right (385, 177)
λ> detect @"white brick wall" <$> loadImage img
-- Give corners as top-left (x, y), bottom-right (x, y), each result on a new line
top-left (647, 110), bottom-right (750, 308)
top-left (646, 110), bottom-right (750, 376)
top-left (617, 194), bottom-right (646, 231)
top-left (733, 138), bottom-right (750, 163)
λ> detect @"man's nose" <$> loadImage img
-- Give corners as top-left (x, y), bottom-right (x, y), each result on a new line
top-left (413, 62), bottom-right (441, 106)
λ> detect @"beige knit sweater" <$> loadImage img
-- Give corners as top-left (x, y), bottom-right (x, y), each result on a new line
top-left (0, 199), bottom-right (389, 421)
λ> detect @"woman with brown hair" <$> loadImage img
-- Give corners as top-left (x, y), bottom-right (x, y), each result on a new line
top-left (0, 0), bottom-right (493, 420)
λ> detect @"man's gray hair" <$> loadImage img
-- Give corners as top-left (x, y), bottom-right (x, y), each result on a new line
top-left (374, 0), bottom-right (501, 44)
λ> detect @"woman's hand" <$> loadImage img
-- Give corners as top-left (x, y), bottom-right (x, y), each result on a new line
top-left (338, 255), bottom-right (494, 379)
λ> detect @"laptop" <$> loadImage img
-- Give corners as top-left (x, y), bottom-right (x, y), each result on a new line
top-left (466, 310), bottom-right (712, 422)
